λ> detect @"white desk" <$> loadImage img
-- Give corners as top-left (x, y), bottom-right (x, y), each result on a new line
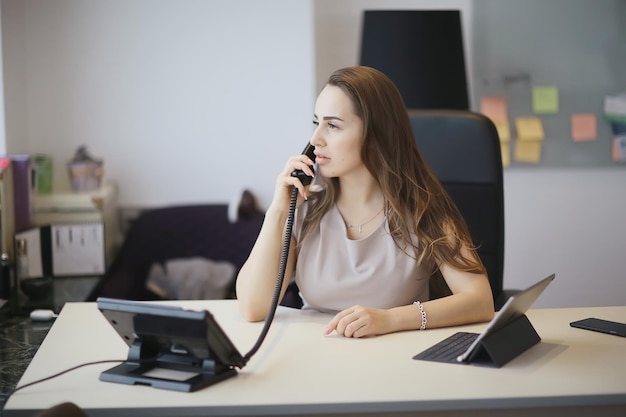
top-left (4, 301), bottom-right (626, 417)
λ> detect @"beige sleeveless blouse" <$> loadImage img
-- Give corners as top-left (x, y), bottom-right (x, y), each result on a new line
top-left (293, 203), bottom-right (431, 314)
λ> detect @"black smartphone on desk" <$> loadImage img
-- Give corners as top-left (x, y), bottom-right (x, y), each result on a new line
top-left (570, 317), bottom-right (626, 337)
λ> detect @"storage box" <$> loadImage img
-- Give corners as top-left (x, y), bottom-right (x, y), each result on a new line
top-left (15, 223), bottom-right (105, 277)
top-left (30, 182), bottom-right (120, 269)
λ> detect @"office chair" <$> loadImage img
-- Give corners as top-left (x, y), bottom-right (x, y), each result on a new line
top-left (410, 109), bottom-right (517, 310)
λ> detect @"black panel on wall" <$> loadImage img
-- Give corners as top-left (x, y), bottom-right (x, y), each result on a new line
top-left (359, 10), bottom-right (469, 110)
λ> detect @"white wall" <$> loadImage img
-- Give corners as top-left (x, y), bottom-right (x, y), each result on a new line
top-left (2, 0), bottom-right (315, 208)
top-left (2, 0), bottom-right (625, 308)
top-left (503, 168), bottom-right (626, 308)
top-left (0, 2), bottom-right (6, 154)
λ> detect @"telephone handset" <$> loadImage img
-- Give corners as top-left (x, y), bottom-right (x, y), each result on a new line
top-left (291, 143), bottom-right (316, 186)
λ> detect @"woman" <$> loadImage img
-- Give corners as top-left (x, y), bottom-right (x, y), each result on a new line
top-left (236, 66), bottom-right (494, 338)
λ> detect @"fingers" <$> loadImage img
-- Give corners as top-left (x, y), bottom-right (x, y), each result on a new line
top-left (276, 174), bottom-right (308, 201)
top-left (323, 312), bottom-right (343, 336)
top-left (276, 154), bottom-right (316, 201)
top-left (282, 154), bottom-right (315, 179)
top-left (324, 306), bottom-right (369, 338)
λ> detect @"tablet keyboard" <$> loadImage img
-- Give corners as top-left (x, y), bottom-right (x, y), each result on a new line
top-left (412, 331), bottom-right (478, 364)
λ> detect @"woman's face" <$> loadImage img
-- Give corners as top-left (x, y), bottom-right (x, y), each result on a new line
top-left (310, 85), bottom-right (365, 179)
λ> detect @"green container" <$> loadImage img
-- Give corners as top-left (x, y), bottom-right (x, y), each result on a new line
top-left (33, 154), bottom-right (53, 194)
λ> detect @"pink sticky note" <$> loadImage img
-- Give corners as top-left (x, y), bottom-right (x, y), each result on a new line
top-left (571, 113), bottom-right (597, 142)
top-left (480, 96), bottom-right (508, 122)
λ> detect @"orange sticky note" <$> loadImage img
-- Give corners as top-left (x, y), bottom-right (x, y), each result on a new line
top-left (571, 113), bottom-right (597, 142)
top-left (514, 140), bottom-right (542, 164)
top-left (515, 117), bottom-right (544, 141)
top-left (480, 96), bottom-right (508, 122)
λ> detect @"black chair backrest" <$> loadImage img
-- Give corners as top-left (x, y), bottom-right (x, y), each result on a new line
top-left (409, 110), bottom-right (505, 305)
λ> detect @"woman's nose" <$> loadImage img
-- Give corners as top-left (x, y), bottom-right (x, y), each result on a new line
top-left (310, 128), bottom-right (324, 147)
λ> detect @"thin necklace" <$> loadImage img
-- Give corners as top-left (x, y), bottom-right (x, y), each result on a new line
top-left (344, 207), bottom-right (385, 233)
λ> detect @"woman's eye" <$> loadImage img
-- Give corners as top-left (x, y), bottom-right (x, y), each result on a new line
top-left (312, 120), bottom-right (319, 127)
top-left (328, 123), bottom-right (337, 130)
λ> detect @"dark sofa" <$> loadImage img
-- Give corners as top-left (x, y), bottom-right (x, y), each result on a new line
top-left (88, 203), bottom-right (265, 302)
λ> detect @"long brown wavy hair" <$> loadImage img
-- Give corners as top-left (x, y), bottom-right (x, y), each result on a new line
top-left (298, 66), bottom-right (485, 294)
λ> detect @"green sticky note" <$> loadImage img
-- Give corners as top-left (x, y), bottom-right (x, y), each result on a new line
top-left (532, 86), bottom-right (559, 114)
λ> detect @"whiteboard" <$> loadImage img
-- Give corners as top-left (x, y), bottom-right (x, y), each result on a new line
top-left (470, 0), bottom-right (626, 167)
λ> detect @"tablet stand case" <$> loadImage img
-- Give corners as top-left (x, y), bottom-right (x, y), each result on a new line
top-left (468, 314), bottom-right (541, 367)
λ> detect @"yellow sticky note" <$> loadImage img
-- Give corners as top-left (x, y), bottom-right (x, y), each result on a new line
top-left (514, 140), bottom-right (543, 164)
top-left (480, 96), bottom-right (508, 122)
top-left (532, 86), bottom-right (559, 114)
top-left (500, 142), bottom-right (510, 167)
top-left (515, 117), bottom-right (544, 141)
top-left (571, 113), bottom-right (597, 142)
top-left (494, 120), bottom-right (511, 142)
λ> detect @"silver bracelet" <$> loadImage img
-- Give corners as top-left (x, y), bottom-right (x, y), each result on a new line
top-left (413, 301), bottom-right (427, 330)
